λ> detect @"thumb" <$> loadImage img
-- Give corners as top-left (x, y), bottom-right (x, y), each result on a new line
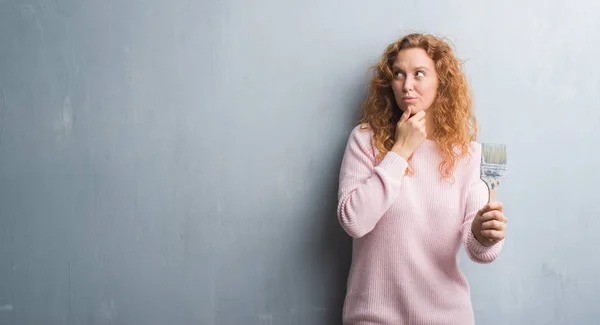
top-left (479, 203), bottom-right (491, 213)
top-left (399, 107), bottom-right (411, 124)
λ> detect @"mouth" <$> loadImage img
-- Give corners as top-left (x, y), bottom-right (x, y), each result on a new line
top-left (402, 96), bottom-right (417, 102)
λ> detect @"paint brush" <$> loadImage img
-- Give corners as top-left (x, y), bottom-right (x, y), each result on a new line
top-left (480, 142), bottom-right (507, 203)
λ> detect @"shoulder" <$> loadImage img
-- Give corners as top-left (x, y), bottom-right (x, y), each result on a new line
top-left (346, 123), bottom-right (375, 146)
top-left (469, 141), bottom-right (482, 156)
top-left (465, 141), bottom-right (483, 177)
top-left (343, 123), bottom-right (378, 157)
top-left (465, 141), bottom-right (482, 165)
top-left (349, 123), bottom-right (374, 138)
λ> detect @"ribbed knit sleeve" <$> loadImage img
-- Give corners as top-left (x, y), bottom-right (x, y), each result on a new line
top-left (337, 125), bottom-right (409, 238)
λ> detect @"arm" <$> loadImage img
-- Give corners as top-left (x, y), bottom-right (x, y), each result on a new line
top-left (460, 173), bottom-right (505, 263)
top-left (336, 126), bottom-right (409, 238)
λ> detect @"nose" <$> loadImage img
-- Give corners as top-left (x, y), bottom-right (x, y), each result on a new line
top-left (402, 76), bottom-right (414, 93)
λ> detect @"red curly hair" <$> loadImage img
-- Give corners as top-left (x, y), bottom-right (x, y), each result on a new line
top-left (359, 33), bottom-right (477, 180)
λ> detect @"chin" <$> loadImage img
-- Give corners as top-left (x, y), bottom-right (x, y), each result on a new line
top-left (400, 106), bottom-right (424, 115)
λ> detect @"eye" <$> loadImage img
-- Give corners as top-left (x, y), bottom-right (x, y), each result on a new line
top-left (416, 70), bottom-right (425, 77)
top-left (394, 71), bottom-right (405, 79)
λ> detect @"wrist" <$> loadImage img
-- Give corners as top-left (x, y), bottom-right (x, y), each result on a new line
top-left (391, 144), bottom-right (411, 161)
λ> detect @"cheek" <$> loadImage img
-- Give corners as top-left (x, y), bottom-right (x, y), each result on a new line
top-left (420, 82), bottom-right (438, 100)
top-left (391, 81), bottom-right (403, 96)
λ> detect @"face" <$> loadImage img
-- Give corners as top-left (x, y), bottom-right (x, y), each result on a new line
top-left (391, 48), bottom-right (439, 115)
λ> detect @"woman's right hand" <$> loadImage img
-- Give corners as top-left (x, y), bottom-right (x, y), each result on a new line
top-left (391, 107), bottom-right (427, 161)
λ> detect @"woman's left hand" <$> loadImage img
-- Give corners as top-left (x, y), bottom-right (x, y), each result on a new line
top-left (471, 201), bottom-right (507, 246)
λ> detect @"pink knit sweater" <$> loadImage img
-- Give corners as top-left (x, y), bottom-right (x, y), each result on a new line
top-left (337, 125), bottom-right (504, 325)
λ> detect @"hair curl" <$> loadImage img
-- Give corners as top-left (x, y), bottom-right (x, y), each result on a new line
top-left (359, 33), bottom-right (477, 180)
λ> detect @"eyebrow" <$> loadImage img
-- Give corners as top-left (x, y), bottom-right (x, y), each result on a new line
top-left (392, 66), bottom-right (432, 71)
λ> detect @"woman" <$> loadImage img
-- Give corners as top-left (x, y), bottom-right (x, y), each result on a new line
top-left (336, 33), bottom-right (507, 324)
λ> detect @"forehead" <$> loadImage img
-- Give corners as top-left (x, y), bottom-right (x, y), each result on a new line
top-left (392, 48), bottom-right (435, 69)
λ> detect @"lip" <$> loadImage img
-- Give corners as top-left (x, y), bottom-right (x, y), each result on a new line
top-left (402, 97), bottom-right (417, 102)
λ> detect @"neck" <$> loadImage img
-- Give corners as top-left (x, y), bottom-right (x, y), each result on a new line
top-left (426, 112), bottom-right (436, 140)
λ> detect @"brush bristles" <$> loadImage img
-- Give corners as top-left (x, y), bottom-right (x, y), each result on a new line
top-left (481, 143), bottom-right (507, 165)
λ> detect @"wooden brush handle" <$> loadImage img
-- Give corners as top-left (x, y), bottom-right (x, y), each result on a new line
top-left (489, 187), bottom-right (497, 202)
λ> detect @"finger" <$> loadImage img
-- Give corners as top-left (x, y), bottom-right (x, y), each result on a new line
top-left (410, 118), bottom-right (426, 128)
top-left (417, 110), bottom-right (427, 120)
top-left (483, 215), bottom-right (507, 226)
top-left (480, 229), bottom-right (505, 241)
top-left (411, 119), bottom-right (425, 127)
top-left (399, 107), bottom-right (411, 124)
top-left (481, 220), bottom-right (506, 231)
top-left (480, 210), bottom-right (496, 221)
top-left (482, 212), bottom-right (507, 225)
top-left (481, 210), bottom-right (503, 221)
top-left (410, 110), bottom-right (426, 121)
top-left (483, 201), bottom-right (503, 212)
